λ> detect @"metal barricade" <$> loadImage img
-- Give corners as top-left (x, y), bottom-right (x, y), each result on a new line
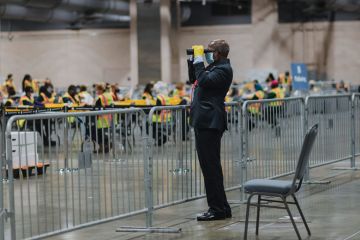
top-left (352, 94), bottom-right (360, 166)
top-left (147, 102), bottom-right (242, 216)
top-left (305, 95), bottom-right (352, 169)
top-left (4, 108), bottom-right (148, 239)
top-left (0, 104), bottom-right (5, 240)
top-left (242, 98), bottom-right (305, 181)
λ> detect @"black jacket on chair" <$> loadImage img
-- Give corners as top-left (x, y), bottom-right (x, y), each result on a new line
top-left (189, 59), bottom-right (233, 132)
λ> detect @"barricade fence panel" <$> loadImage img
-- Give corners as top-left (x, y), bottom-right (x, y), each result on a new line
top-left (4, 109), bottom-right (148, 239)
top-left (148, 102), bottom-right (242, 209)
top-left (242, 98), bottom-right (305, 181)
top-left (0, 94), bottom-right (358, 239)
top-left (222, 102), bottom-right (243, 190)
top-left (148, 105), bottom-right (200, 208)
top-left (305, 95), bottom-right (352, 168)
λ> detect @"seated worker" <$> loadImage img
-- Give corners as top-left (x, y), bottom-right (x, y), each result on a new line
top-left (78, 85), bottom-right (94, 106)
top-left (142, 83), bottom-right (154, 102)
top-left (88, 84), bottom-right (114, 153)
top-left (172, 82), bottom-right (186, 98)
top-left (19, 86), bottom-right (35, 106)
top-left (95, 84), bottom-right (113, 108)
top-left (110, 84), bottom-right (123, 102)
top-left (266, 80), bottom-right (284, 135)
top-left (247, 83), bottom-right (265, 131)
top-left (22, 74), bottom-right (33, 92)
top-left (17, 86), bottom-right (35, 130)
top-left (149, 81), bottom-right (171, 146)
top-left (4, 74), bottom-right (16, 92)
top-left (21, 74), bottom-right (40, 94)
top-left (4, 86), bottom-right (17, 107)
top-left (37, 82), bottom-right (56, 104)
top-left (63, 85), bottom-right (80, 105)
top-left (267, 80), bottom-right (284, 100)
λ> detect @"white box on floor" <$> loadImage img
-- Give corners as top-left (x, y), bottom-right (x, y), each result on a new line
top-left (10, 131), bottom-right (38, 146)
top-left (8, 131), bottom-right (39, 169)
top-left (12, 152), bottom-right (38, 169)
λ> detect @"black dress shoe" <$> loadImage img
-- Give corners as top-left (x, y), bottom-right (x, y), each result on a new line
top-left (197, 211), bottom-right (226, 221)
top-left (225, 210), bottom-right (232, 218)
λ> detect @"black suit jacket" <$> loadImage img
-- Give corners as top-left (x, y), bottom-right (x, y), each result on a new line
top-left (189, 59), bottom-right (233, 132)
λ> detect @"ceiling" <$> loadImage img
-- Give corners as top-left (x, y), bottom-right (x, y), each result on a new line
top-left (0, 0), bottom-right (130, 31)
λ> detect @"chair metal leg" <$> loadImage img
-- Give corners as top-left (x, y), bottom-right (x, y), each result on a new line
top-left (282, 197), bottom-right (302, 240)
top-left (255, 195), bottom-right (261, 235)
top-left (292, 194), bottom-right (311, 236)
top-left (244, 194), bottom-right (254, 240)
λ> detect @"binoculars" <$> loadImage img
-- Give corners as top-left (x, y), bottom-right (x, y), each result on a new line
top-left (186, 48), bottom-right (212, 55)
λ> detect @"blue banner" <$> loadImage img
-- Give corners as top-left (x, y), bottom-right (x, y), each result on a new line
top-left (291, 63), bottom-right (309, 90)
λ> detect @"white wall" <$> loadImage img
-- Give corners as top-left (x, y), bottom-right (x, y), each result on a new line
top-left (178, 20), bottom-right (360, 84)
top-left (0, 29), bottom-right (131, 89)
top-left (0, 19), bottom-right (359, 89)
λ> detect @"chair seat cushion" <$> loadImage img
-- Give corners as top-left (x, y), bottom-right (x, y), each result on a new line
top-left (244, 179), bottom-right (293, 195)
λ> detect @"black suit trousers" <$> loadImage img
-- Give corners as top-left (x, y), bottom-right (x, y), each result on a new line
top-left (194, 128), bottom-right (230, 213)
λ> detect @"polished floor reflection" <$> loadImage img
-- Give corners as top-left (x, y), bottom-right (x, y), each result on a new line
top-left (45, 163), bottom-right (360, 240)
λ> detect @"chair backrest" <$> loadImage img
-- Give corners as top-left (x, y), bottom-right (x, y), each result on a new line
top-left (291, 124), bottom-right (318, 192)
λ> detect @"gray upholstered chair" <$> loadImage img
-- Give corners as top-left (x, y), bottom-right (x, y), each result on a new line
top-left (243, 124), bottom-right (318, 240)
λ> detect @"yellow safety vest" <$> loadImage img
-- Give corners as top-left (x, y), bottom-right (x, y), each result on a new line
top-left (152, 95), bottom-right (171, 123)
top-left (97, 93), bottom-right (114, 128)
top-left (63, 92), bottom-right (79, 105)
top-left (18, 95), bottom-right (34, 128)
top-left (40, 92), bottom-right (55, 104)
top-left (5, 98), bottom-right (14, 106)
top-left (249, 91), bottom-right (265, 114)
top-left (19, 95), bottom-right (34, 106)
top-left (142, 92), bottom-right (154, 101)
top-left (269, 88), bottom-right (284, 106)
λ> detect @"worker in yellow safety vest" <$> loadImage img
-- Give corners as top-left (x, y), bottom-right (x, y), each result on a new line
top-left (90, 84), bottom-right (114, 153)
top-left (38, 82), bottom-right (56, 104)
top-left (18, 86), bottom-right (35, 129)
top-left (142, 83), bottom-right (155, 104)
top-left (95, 84), bottom-right (114, 128)
top-left (248, 83), bottom-right (265, 114)
top-left (19, 86), bottom-right (35, 106)
top-left (172, 82), bottom-right (186, 98)
top-left (63, 85), bottom-right (80, 105)
top-left (268, 80), bottom-right (284, 106)
top-left (4, 86), bottom-right (17, 107)
top-left (4, 74), bottom-right (16, 92)
top-left (266, 80), bottom-right (284, 130)
top-left (152, 94), bottom-right (171, 123)
top-left (149, 85), bottom-right (172, 146)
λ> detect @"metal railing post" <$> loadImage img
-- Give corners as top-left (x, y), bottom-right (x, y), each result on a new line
top-left (240, 102), bottom-right (248, 203)
top-left (0, 104), bottom-right (4, 240)
top-left (5, 119), bottom-right (16, 240)
top-left (351, 94), bottom-right (356, 168)
top-left (303, 96), bottom-right (310, 182)
top-left (144, 136), bottom-right (154, 228)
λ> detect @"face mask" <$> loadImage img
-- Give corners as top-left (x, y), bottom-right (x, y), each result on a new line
top-left (205, 52), bottom-right (214, 64)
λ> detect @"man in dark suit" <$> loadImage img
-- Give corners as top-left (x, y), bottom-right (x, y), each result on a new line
top-left (188, 40), bottom-right (233, 221)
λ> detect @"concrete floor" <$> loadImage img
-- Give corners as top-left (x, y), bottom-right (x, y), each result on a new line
top-left (45, 167), bottom-right (360, 240)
